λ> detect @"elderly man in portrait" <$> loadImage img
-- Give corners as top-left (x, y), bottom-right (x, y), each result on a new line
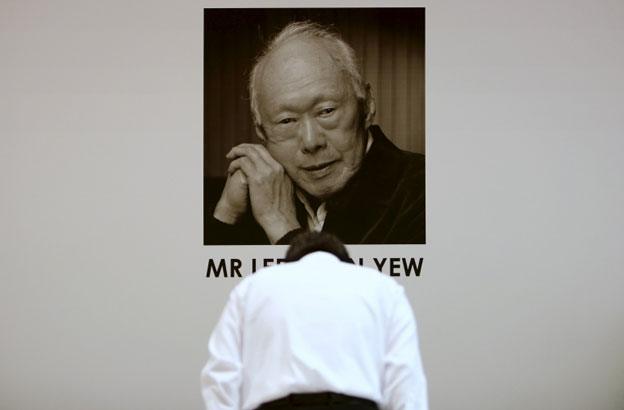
top-left (206, 21), bottom-right (425, 245)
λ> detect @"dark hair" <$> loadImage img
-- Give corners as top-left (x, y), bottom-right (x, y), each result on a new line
top-left (285, 231), bottom-right (351, 263)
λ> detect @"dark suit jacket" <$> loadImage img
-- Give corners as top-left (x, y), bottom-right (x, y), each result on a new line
top-left (204, 125), bottom-right (425, 244)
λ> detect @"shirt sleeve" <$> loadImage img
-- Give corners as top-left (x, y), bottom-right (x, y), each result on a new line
top-left (382, 285), bottom-right (428, 410)
top-left (200, 289), bottom-right (244, 410)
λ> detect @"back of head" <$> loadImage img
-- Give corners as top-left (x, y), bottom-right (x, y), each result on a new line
top-left (285, 231), bottom-right (351, 263)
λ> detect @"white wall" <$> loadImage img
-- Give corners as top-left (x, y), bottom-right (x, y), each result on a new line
top-left (1, 1), bottom-right (623, 409)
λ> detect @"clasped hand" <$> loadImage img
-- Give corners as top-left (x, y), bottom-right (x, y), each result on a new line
top-left (213, 144), bottom-right (301, 244)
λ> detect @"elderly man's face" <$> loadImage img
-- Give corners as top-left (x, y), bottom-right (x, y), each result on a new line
top-left (256, 39), bottom-right (367, 201)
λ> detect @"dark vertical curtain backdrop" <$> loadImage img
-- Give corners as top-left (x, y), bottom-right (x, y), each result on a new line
top-left (204, 8), bottom-right (425, 178)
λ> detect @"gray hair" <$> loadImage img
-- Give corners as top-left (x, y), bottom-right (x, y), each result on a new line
top-left (249, 21), bottom-right (370, 135)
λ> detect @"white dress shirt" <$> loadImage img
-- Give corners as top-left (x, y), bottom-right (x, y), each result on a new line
top-left (201, 252), bottom-right (427, 410)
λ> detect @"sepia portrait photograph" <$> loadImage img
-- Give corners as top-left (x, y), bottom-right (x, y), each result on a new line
top-left (204, 8), bottom-right (425, 245)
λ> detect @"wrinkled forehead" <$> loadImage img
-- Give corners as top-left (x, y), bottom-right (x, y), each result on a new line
top-left (256, 38), bottom-right (353, 102)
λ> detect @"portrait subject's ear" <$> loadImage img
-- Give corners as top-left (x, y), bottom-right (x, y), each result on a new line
top-left (364, 83), bottom-right (376, 129)
top-left (254, 124), bottom-right (267, 143)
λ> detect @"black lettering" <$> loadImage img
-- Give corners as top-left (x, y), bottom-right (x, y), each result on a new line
top-left (231, 259), bottom-right (242, 277)
top-left (373, 258), bottom-right (386, 271)
top-left (402, 258), bottom-right (423, 277)
top-left (346, 257), bottom-right (365, 265)
top-left (390, 258), bottom-right (401, 276)
top-left (263, 258), bottom-right (274, 267)
top-left (206, 259), bottom-right (227, 278)
top-left (251, 258), bottom-right (257, 273)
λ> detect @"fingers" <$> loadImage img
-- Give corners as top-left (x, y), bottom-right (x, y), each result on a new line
top-left (224, 146), bottom-right (297, 243)
top-left (227, 156), bottom-right (256, 178)
top-left (227, 144), bottom-right (285, 183)
top-left (227, 144), bottom-right (281, 172)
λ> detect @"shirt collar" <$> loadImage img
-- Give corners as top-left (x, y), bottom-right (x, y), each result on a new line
top-left (299, 251), bottom-right (340, 264)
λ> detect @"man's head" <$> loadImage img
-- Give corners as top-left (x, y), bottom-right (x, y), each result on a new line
top-left (249, 22), bottom-right (376, 201)
top-left (285, 231), bottom-right (351, 263)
